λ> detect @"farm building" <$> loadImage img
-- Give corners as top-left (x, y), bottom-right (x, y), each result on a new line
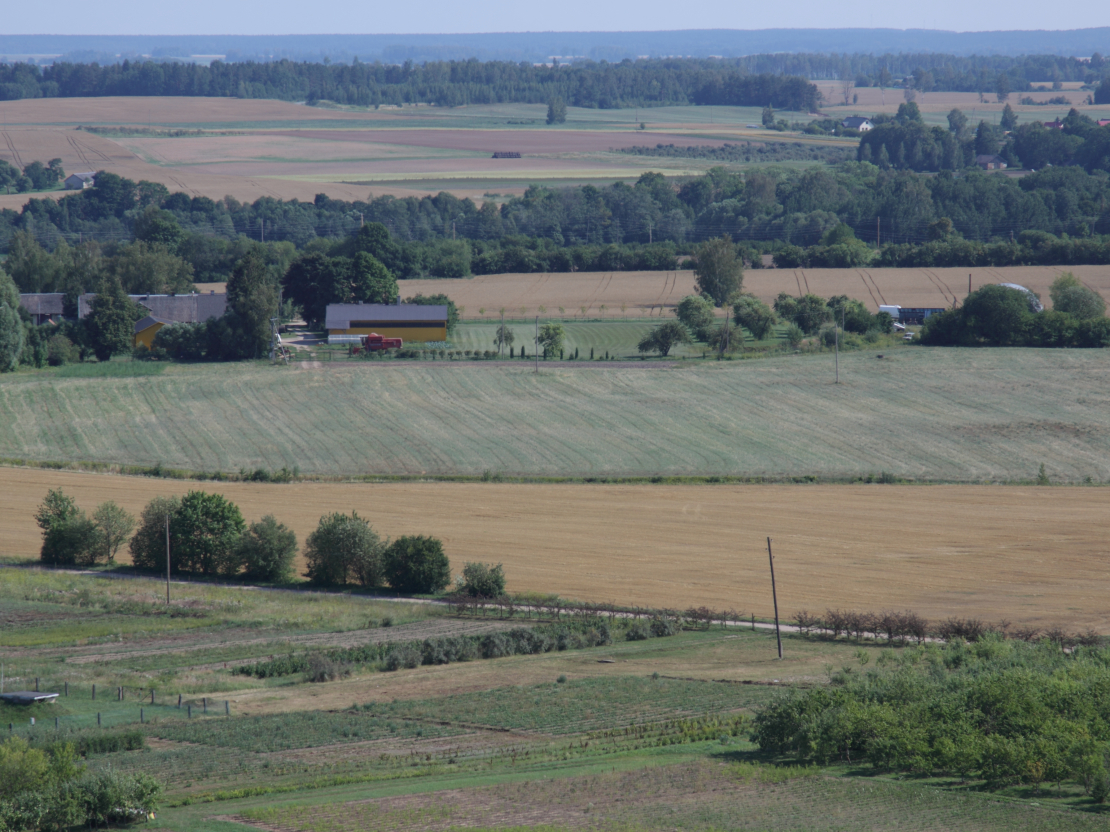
top-left (976, 154), bottom-right (1008, 170)
top-left (64, 172), bottom-right (96, 190)
top-left (325, 303), bottom-right (448, 342)
top-left (77, 292), bottom-right (228, 347)
top-left (841, 117), bottom-right (873, 132)
top-left (19, 293), bottom-right (65, 324)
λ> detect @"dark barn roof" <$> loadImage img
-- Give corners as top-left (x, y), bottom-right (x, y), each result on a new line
top-left (79, 293), bottom-right (227, 322)
top-left (19, 293), bottom-right (65, 317)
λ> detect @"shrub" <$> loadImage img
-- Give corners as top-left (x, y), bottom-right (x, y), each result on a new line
top-left (384, 642), bottom-right (422, 671)
top-left (458, 562), bottom-right (506, 597)
top-left (383, 535), bottom-right (451, 594)
top-left (303, 511), bottom-right (385, 586)
top-left (236, 515), bottom-right (297, 582)
top-left (626, 621), bottom-right (652, 641)
top-left (305, 653), bottom-right (351, 683)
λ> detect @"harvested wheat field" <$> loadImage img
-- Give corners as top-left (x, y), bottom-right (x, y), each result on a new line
top-left (2, 467), bottom-right (1109, 629)
top-left (405, 265), bottom-right (1110, 319)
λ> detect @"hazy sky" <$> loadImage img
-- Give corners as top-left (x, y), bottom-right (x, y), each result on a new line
top-left (7, 0), bottom-right (1109, 36)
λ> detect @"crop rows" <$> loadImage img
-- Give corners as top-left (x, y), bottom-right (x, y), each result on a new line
top-left (152, 710), bottom-right (464, 753)
top-left (4, 348), bottom-right (1110, 481)
top-left (240, 758), bottom-right (1107, 832)
top-left (374, 677), bottom-right (774, 735)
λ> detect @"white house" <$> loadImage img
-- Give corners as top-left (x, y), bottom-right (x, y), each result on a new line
top-left (841, 117), bottom-right (873, 132)
top-left (64, 172), bottom-right (96, 190)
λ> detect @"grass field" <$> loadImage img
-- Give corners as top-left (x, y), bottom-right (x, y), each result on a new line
top-left (2, 348), bottom-right (1109, 483)
top-left (3, 467), bottom-right (1110, 627)
top-left (403, 265), bottom-right (1110, 320)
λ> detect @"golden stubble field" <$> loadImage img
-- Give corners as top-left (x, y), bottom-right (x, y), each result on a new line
top-left (403, 265), bottom-right (1110, 318)
top-left (3, 468), bottom-right (1108, 629)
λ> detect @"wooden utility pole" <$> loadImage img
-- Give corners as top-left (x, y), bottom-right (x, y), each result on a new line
top-left (165, 514), bottom-right (171, 605)
top-left (534, 315), bottom-right (539, 374)
top-left (768, 537), bottom-right (783, 660)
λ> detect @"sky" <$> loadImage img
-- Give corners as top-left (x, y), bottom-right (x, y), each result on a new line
top-left (6, 0), bottom-right (1109, 36)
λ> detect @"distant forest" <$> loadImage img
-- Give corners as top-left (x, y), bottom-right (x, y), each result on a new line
top-left (0, 60), bottom-right (821, 110)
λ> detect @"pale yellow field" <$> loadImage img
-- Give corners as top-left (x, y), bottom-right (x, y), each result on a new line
top-left (3, 467), bottom-right (1109, 629)
top-left (403, 265), bottom-right (1110, 318)
top-left (814, 80), bottom-right (1110, 122)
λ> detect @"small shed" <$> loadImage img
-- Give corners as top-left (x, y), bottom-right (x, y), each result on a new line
top-left (841, 117), bottom-right (873, 132)
top-left (134, 315), bottom-right (174, 349)
top-left (0, 691), bottom-right (59, 705)
top-left (976, 154), bottom-right (1008, 170)
top-left (64, 172), bottom-right (96, 190)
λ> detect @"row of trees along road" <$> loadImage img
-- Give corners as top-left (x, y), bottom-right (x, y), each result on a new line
top-left (35, 488), bottom-right (481, 595)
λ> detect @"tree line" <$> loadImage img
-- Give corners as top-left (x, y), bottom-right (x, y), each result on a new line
top-left (856, 103), bottom-right (1110, 175)
top-left (4, 160), bottom-right (1109, 268)
top-left (0, 58), bottom-right (818, 110)
top-left (33, 486), bottom-right (494, 597)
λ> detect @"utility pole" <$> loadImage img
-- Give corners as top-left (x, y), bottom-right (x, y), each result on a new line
top-left (500, 310), bottom-right (505, 358)
top-left (767, 537), bottom-right (782, 660)
top-left (534, 315), bottom-right (539, 374)
top-left (834, 305), bottom-right (842, 384)
top-left (165, 514), bottom-right (171, 605)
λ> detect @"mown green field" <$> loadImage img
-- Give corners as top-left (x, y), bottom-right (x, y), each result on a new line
top-left (2, 348), bottom-right (1110, 481)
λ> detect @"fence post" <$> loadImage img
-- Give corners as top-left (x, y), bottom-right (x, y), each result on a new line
top-left (177, 694), bottom-right (181, 708)
top-left (64, 682), bottom-right (68, 697)
top-left (151, 689), bottom-right (155, 705)
top-left (55, 717), bottom-right (58, 730)
top-left (225, 700), bottom-right (229, 716)
top-left (187, 705), bottom-right (192, 719)
top-left (35, 677), bottom-right (39, 692)
top-left (97, 713), bottom-right (101, 727)
top-left (140, 708), bottom-right (144, 724)
top-left (92, 684), bottom-right (96, 700)
top-left (202, 697), bottom-right (207, 714)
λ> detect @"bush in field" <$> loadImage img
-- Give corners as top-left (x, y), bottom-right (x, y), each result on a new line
top-left (304, 511), bottom-right (385, 586)
top-left (1050, 272), bottom-right (1106, 320)
top-left (638, 321), bottom-right (692, 357)
top-left (383, 535), bottom-right (451, 594)
top-left (384, 642), bottom-right (422, 671)
top-left (169, 491), bottom-right (246, 577)
top-left (458, 562), bottom-right (506, 597)
top-left (129, 496), bottom-right (181, 571)
top-left (236, 515), bottom-right (297, 582)
top-left (733, 295), bottom-right (777, 341)
top-left (675, 294), bottom-right (716, 341)
top-left (35, 489), bottom-right (99, 567)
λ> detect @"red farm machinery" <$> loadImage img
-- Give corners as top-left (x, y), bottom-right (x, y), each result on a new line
top-left (349, 333), bottom-right (402, 355)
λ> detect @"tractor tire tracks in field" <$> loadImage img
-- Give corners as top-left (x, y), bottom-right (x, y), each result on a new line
top-left (2, 132), bottom-right (24, 169)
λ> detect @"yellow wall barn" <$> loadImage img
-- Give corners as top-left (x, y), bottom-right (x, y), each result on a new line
top-left (134, 321), bottom-right (166, 349)
top-left (331, 324), bottom-right (447, 342)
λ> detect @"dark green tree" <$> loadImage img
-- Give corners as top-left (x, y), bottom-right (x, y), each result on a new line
top-left (92, 501), bottom-right (136, 565)
top-left (227, 249), bottom-right (279, 358)
top-left (693, 237), bottom-right (743, 306)
top-left (0, 268), bottom-right (23, 372)
top-left (546, 97), bottom-right (567, 124)
top-left (1000, 103), bottom-right (1018, 132)
top-left (304, 511), bottom-right (385, 587)
top-left (169, 491), bottom-right (246, 577)
top-left (946, 108), bottom-right (968, 137)
top-left (84, 277), bottom-right (142, 362)
top-left (350, 252), bottom-right (398, 304)
top-left (383, 535), bottom-right (451, 594)
top-left (536, 322), bottom-right (565, 359)
top-left (638, 321), bottom-right (692, 357)
top-left (675, 294), bottom-right (716, 341)
top-left (733, 295), bottom-right (777, 340)
top-left (459, 562), bottom-right (506, 597)
top-left (1050, 273), bottom-right (1106, 320)
top-left (236, 515), bottom-right (298, 582)
top-left (129, 496), bottom-right (181, 570)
